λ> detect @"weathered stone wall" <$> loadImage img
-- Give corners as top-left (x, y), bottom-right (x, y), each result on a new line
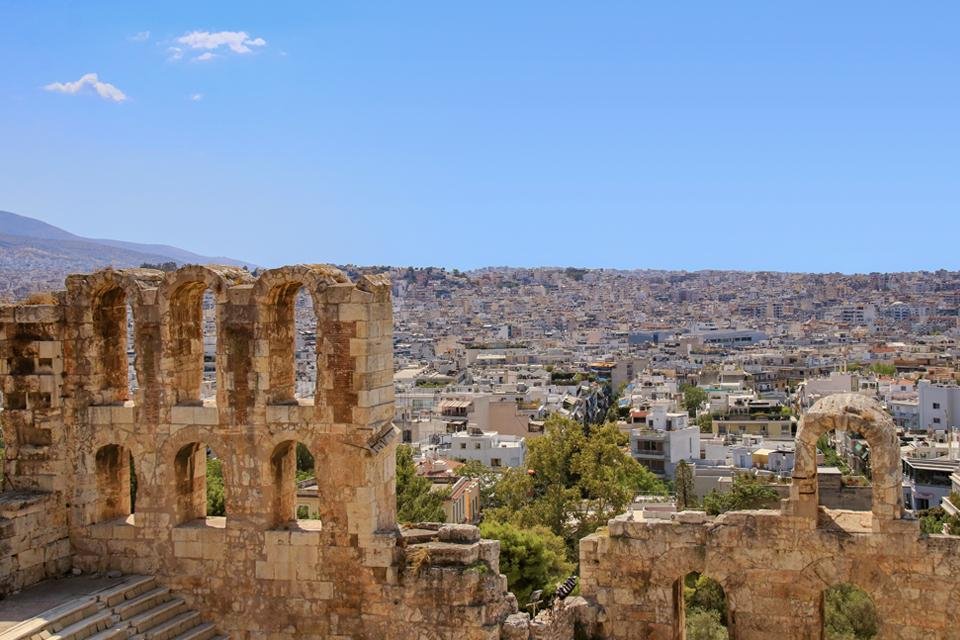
top-left (0, 265), bottom-right (526, 639)
top-left (581, 394), bottom-right (960, 640)
top-left (0, 491), bottom-right (71, 595)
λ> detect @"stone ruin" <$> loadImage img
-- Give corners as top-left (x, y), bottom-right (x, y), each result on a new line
top-left (580, 393), bottom-right (960, 639)
top-left (0, 265), bottom-right (957, 639)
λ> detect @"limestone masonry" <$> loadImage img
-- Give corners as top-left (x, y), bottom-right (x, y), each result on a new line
top-left (0, 265), bottom-right (958, 639)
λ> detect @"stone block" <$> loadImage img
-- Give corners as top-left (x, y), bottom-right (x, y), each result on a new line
top-left (438, 524), bottom-right (481, 544)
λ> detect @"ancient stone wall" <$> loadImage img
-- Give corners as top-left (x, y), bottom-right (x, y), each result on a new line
top-left (580, 394), bottom-right (960, 640)
top-left (0, 491), bottom-right (71, 595)
top-left (0, 265), bottom-right (526, 639)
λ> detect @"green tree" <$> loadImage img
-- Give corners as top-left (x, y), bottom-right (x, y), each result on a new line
top-left (456, 460), bottom-right (503, 507)
top-left (685, 608), bottom-right (728, 640)
top-left (206, 457), bottom-right (225, 517)
top-left (675, 460), bottom-right (695, 510)
top-left (681, 385), bottom-right (708, 417)
top-left (696, 413), bottom-right (714, 433)
top-left (485, 416), bottom-right (668, 557)
top-left (296, 443), bottom-right (315, 482)
top-left (823, 583), bottom-right (879, 639)
top-left (918, 506), bottom-right (960, 535)
top-left (479, 520), bottom-right (573, 606)
top-left (702, 475), bottom-right (779, 515)
top-left (396, 445), bottom-right (447, 523)
top-left (684, 573), bottom-right (728, 639)
top-left (869, 363), bottom-right (897, 377)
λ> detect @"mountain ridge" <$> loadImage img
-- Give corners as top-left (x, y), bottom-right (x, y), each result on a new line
top-left (0, 210), bottom-right (256, 299)
top-left (0, 210), bottom-right (254, 268)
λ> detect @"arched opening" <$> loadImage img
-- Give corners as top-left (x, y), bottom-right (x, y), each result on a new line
top-left (676, 572), bottom-right (729, 640)
top-left (95, 444), bottom-right (136, 524)
top-left (816, 428), bottom-right (872, 512)
top-left (294, 288), bottom-right (317, 400)
top-left (270, 440), bottom-right (320, 528)
top-left (174, 442), bottom-right (226, 526)
top-left (788, 394), bottom-right (902, 530)
top-left (93, 286), bottom-right (135, 404)
top-left (263, 282), bottom-right (317, 404)
top-left (126, 302), bottom-right (137, 398)
top-left (169, 283), bottom-right (217, 405)
top-left (822, 583), bottom-right (878, 639)
top-left (201, 289), bottom-right (217, 401)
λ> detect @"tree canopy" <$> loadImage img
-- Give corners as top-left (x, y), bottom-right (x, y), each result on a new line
top-left (485, 416), bottom-right (667, 557)
top-left (675, 460), bottom-right (695, 510)
top-left (478, 520), bottom-right (572, 607)
top-left (701, 474), bottom-right (780, 515)
top-left (685, 573), bottom-right (729, 639)
top-left (823, 583), bottom-right (879, 639)
top-left (396, 445), bottom-right (448, 523)
top-left (681, 384), bottom-right (708, 417)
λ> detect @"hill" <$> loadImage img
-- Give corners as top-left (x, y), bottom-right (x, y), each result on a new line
top-left (0, 210), bottom-right (255, 300)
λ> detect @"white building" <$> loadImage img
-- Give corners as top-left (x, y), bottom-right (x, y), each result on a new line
top-left (447, 428), bottom-right (526, 468)
top-left (918, 380), bottom-right (960, 432)
top-left (629, 405), bottom-right (699, 478)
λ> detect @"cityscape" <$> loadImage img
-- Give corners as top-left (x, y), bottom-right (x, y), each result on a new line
top-left (2, 3), bottom-right (959, 640)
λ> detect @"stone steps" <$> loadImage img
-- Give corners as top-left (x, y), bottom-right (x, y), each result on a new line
top-left (131, 611), bottom-right (201, 640)
top-left (127, 598), bottom-right (187, 635)
top-left (0, 576), bottom-right (226, 640)
top-left (115, 588), bottom-right (173, 621)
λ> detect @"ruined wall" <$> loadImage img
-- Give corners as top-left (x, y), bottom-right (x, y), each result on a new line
top-left (581, 394), bottom-right (960, 640)
top-left (0, 265), bottom-right (525, 639)
top-left (0, 491), bottom-right (70, 595)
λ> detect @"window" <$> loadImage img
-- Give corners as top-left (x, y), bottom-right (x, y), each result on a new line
top-left (174, 442), bottom-right (225, 526)
top-left (490, 458), bottom-right (501, 467)
top-left (460, 443), bottom-right (467, 449)
top-left (94, 444), bottom-right (135, 524)
top-left (474, 442), bottom-right (481, 449)
top-left (270, 440), bottom-right (320, 528)
top-left (933, 402), bottom-right (941, 410)
top-left (934, 418), bottom-right (941, 424)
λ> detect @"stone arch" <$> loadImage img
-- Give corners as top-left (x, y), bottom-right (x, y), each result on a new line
top-left (159, 265), bottom-right (253, 406)
top-left (786, 393), bottom-right (902, 531)
top-left (268, 438), bottom-right (322, 528)
top-left (253, 265), bottom-right (349, 405)
top-left (94, 443), bottom-right (136, 523)
top-left (650, 546), bottom-right (707, 639)
top-left (71, 268), bottom-right (163, 405)
top-left (161, 426), bottom-right (232, 525)
top-left (820, 583), bottom-right (880, 640)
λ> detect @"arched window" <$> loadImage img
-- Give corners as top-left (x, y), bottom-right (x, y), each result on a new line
top-left (270, 440), bottom-right (320, 528)
top-left (294, 288), bottom-right (317, 400)
top-left (126, 302), bottom-right (137, 398)
top-left (92, 286), bottom-right (135, 403)
top-left (169, 283), bottom-right (217, 405)
top-left (174, 442), bottom-right (225, 526)
top-left (822, 583), bottom-right (878, 639)
top-left (95, 444), bottom-right (136, 524)
top-left (675, 572), bottom-right (730, 639)
top-left (263, 283), bottom-right (316, 404)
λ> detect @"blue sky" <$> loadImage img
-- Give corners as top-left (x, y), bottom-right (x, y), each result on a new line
top-left (1, 2), bottom-right (957, 272)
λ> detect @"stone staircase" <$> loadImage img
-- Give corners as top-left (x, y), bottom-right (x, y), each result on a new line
top-left (0, 576), bottom-right (226, 640)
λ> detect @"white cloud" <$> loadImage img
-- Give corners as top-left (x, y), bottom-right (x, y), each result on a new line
top-left (129, 31), bottom-right (150, 42)
top-left (167, 46), bottom-right (184, 61)
top-left (195, 52), bottom-right (217, 62)
top-left (176, 30), bottom-right (267, 56)
top-left (190, 93), bottom-right (204, 101)
top-left (43, 73), bottom-right (127, 102)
